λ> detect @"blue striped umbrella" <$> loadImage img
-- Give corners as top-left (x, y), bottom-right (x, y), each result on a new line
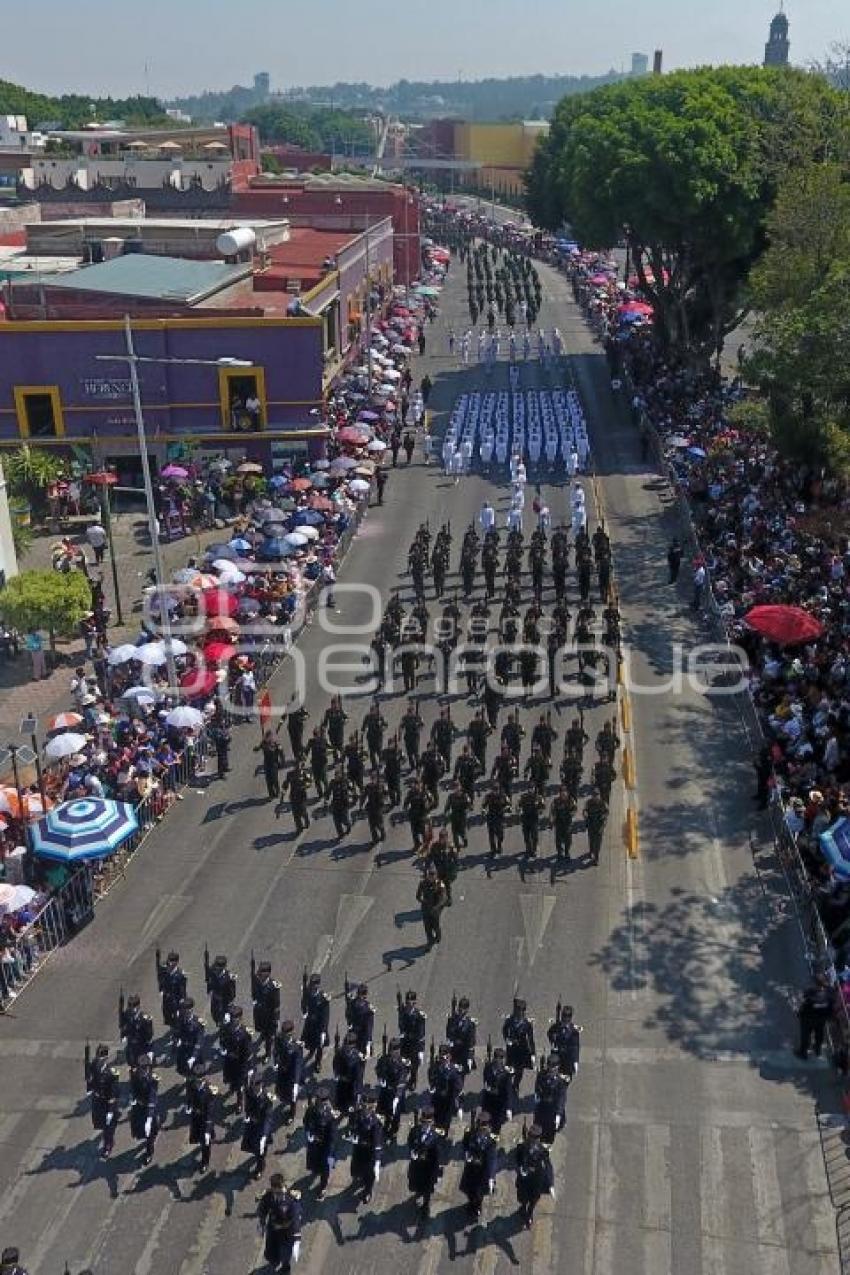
top-left (31, 799), bottom-right (139, 863)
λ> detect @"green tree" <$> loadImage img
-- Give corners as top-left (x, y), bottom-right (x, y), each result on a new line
top-left (0, 569), bottom-right (91, 648)
top-left (526, 66), bottom-right (850, 360)
top-left (4, 446), bottom-right (65, 519)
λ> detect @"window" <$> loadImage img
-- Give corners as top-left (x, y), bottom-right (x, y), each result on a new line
top-left (218, 366), bottom-right (267, 432)
top-left (14, 386), bottom-right (65, 439)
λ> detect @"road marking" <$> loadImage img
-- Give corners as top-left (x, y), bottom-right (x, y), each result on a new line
top-left (594, 1121), bottom-right (616, 1275)
top-left (643, 1123), bottom-right (672, 1275)
top-left (177, 1138), bottom-right (245, 1275)
top-left (699, 1126), bottom-right (727, 1275)
top-left (518, 892), bottom-right (556, 967)
top-left (127, 893), bottom-right (194, 966)
top-left (748, 1127), bottom-right (792, 1275)
top-left (327, 892), bottom-right (375, 969)
top-left (134, 1200), bottom-right (178, 1275)
top-left (0, 1113), bottom-right (67, 1229)
top-left (796, 1130), bottom-right (839, 1260)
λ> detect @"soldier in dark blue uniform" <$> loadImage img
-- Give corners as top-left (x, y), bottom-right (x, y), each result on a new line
top-left (375, 1038), bottom-right (410, 1141)
top-left (129, 1053), bottom-right (160, 1165)
top-left (155, 948), bottom-right (187, 1030)
top-left (460, 1111), bottom-right (498, 1219)
top-left (446, 995), bottom-right (477, 1075)
top-left (407, 1108), bottom-right (442, 1217)
top-left (345, 981), bottom-right (375, 1057)
top-left (0, 1247), bottom-right (27, 1275)
top-left (256, 1173), bottom-right (302, 1273)
top-left (303, 1089), bottom-right (337, 1199)
top-left (481, 1044), bottom-right (516, 1134)
top-left (251, 957), bottom-right (281, 1061)
top-left (301, 971), bottom-right (330, 1069)
top-left (219, 1004), bottom-right (253, 1111)
top-left (274, 1019), bottom-right (304, 1125)
top-left (185, 1062), bottom-right (218, 1173)
top-left (515, 1124), bottom-right (555, 1227)
top-left (85, 1042), bottom-right (120, 1158)
top-left (503, 997), bottom-right (537, 1093)
top-left (333, 1029), bottom-right (365, 1116)
top-left (349, 1093), bottom-right (384, 1204)
top-left (172, 997), bottom-right (205, 1076)
top-left (397, 988), bottom-right (427, 1088)
top-left (547, 1003), bottom-right (581, 1079)
top-left (204, 950), bottom-right (237, 1028)
top-left (119, 992), bottom-right (153, 1069)
top-left (242, 1074), bottom-right (275, 1178)
top-left (427, 1042), bottom-right (464, 1136)
top-left (533, 1054), bottom-right (568, 1145)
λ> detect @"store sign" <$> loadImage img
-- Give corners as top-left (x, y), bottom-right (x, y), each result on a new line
top-left (81, 377), bottom-right (132, 400)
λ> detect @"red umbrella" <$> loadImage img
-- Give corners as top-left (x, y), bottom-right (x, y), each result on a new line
top-left (201, 588), bottom-right (239, 618)
top-left (744, 605), bottom-right (824, 646)
top-left (84, 470), bottom-right (119, 486)
top-left (206, 615), bottom-right (240, 635)
top-left (338, 427), bottom-right (370, 446)
top-left (203, 641), bottom-right (237, 664)
top-left (308, 495), bottom-right (334, 513)
top-left (179, 668), bottom-right (218, 699)
top-left (618, 301), bottom-right (653, 316)
top-left (290, 477), bottom-right (313, 492)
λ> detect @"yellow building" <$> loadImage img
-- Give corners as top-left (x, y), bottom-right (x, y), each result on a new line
top-left (454, 121), bottom-right (549, 198)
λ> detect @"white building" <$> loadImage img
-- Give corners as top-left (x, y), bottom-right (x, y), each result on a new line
top-left (0, 462), bottom-right (19, 586)
top-left (0, 115), bottom-right (47, 151)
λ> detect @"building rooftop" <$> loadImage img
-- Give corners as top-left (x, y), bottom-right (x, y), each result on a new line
top-left (43, 255), bottom-right (252, 303)
top-left (28, 217), bottom-right (288, 233)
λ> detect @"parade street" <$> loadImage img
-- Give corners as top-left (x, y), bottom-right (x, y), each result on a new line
top-left (0, 219), bottom-right (840, 1275)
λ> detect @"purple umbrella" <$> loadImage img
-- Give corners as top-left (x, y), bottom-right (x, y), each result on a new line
top-left (358, 411), bottom-right (380, 422)
top-left (161, 464), bottom-right (189, 479)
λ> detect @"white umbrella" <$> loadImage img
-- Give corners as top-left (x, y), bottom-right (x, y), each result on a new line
top-left (161, 637), bottom-right (189, 658)
top-left (382, 368), bottom-right (402, 381)
top-left (213, 562), bottom-right (246, 584)
top-left (349, 478), bottom-right (371, 495)
top-left (107, 643), bottom-right (139, 666)
top-left (45, 732), bottom-right (88, 761)
top-left (134, 643), bottom-right (168, 666)
top-left (367, 439), bottom-right (387, 453)
top-left (296, 525), bottom-right (320, 541)
top-left (284, 531), bottom-right (309, 548)
top-left (165, 706), bottom-right (204, 730)
top-left (0, 884), bottom-right (36, 915)
top-left (312, 459), bottom-right (331, 470)
top-left (122, 686), bottom-right (159, 705)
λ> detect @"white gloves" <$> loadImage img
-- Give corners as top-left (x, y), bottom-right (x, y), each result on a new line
top-left (293, 1240), bottom-right (302, 1263)
top-left (144, 1117), bottom-right (153, 1138)
top-left (374, 1162), bottom-right (381, 1182)
top-left (292, 1084), bottom-right (299, 1100)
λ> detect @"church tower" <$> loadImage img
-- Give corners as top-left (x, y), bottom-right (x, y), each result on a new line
top-left (764, 7), bottom-right (790, 67)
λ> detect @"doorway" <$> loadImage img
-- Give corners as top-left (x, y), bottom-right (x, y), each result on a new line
top-left (218, 367), bottom-right (267, 432)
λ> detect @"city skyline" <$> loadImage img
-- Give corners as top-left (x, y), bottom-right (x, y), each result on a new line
top-left (4, 0), bottom-right (847, 102)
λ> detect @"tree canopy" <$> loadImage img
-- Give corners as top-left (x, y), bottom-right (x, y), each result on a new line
top-left (241, 105), bottom-right (374, 153)
top-left (526, 66), bottom-right (850, 359)
top-left (0, 78), bottom-right (173, 129)
top-left (0, 570), bottom-right (91, 645)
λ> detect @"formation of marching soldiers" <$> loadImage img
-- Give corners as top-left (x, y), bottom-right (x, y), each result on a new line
top-left (84, 949), bottom-right (582, 1261)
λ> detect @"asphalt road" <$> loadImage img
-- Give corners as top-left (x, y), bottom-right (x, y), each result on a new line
top-left (0, 228), bottom-right (841, 1275)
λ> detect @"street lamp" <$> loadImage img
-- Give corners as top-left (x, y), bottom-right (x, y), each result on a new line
top-left (96, 317), bottom-right (251, 688)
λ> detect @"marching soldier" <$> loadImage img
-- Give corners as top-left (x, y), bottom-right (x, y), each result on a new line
top-left (345, 981), bottom-right (376, 1057)
top-left (323, 695), bottom-right (348, 760)
top-left (349, 1093), bottom-right (384, 1204)
top-left (204, 950), bottom-right (237, 1028)
top-left (186, 1062), bottom-right (217, 1174)
top-left (303, 1089), bottom-right (337, 1199)
top-left (531, 712), bottom-right (557, 762)
top-left (515, 1124), bottom-right (555, 1228)
top-left (417, 863), bottom-right (448, 948)
top-left (155, 949), bottom-right (187, 1030)
top-left (444, 780), bottom-right (472, 849)
top-left (307, 725), bottom-right (329, 798)
top-left (363, 701), bottom-right (388, 769)
top-left (301, 971), bottom-right (330, 1069)
top-left (503, 998), bottom-right (537, 1093)
top-left (118, 992), bottom-right (153, 1069)
top-left (172, 997), bottom-right (205, 1076)
top-left (593, 753), bottom-right (615, 806)
top-left (481, 1043), bottom-right (516, 1134)
top-left (344, 731), bottom-right (367, 794)
top-left (564, 716), bottom-right (588, 760)
top-left (428, 1042), bottom-right (464, 1135)
top-left (376, 1038), bottom-right (410, 1141)
top-left (397, 988), bottom-right (427, 1088)
top-left (382, 734), bottom-right (403, 809)
top-left (518, 788), bottom-right (541, 859)
top-left (254, 729), bottom-right (285, 800)
top-left (85, 1042), bottom-right (120, 1158)
top-left (129, 1053), bottom-right (160, 1166)
top-left (446, 994), bottom-right (477, 1075)
top-left (483, 782), bottom-right (511, 857)
top-left (460, 1111), bottom-right (498, 1220)
top-left (280, 762), bottom-right (311, 833)
top-left (420, 741), bottom-right (445, 810)
top-left (547, 1003), bottom-right (582, 1079)
top-left (407, 1108), bottom-right (442, 1218)
top-left (329, 768), bottom-right (355, 839)
top-left (219, 1004), bottom-right (253, 1111)
top-left (251, 957), bottom-right (281, 1062)
top-left (362, 770), bottom-right (388, 846)
top-left (286, 700), bottom-right (309, 762)
top-left (550, 786), bottom-right (577, 862)
top-left (426, 829), bottom-right (459, 906)
top-left (432, 708), bottom-right (456, 771)
top-left (256, 1173), bottom-right (302, 1272)
top-left (404, 778), bottom-right (430, 851)
top-left (561, 749), bottom-right (583, 802)
top-left (533, 1054), bottom-right (568, 1144)
top-left (241, 1074), bottom-right (275, 1178)
top-left (502, 710), bottom-right (524, 768)
top-left (454, 744), bottom-right (480, 805)
top-left (491, 745), bottom-right (515, 799)
top-left (524, 745), bottom-right (549, 801)
top-left (584, 788), bottom-right (608, 864)
top-left (273, 1019), bottom-right (304, 1125)
top-left (333, 1029), bottom-right (366, 1115)
top-left (468, 710), bottom-right (492, 773)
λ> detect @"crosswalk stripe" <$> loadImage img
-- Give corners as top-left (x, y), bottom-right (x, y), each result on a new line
top-left (643, 1122), bottom-right (671, 1275)
top-left (748, 1127), bottom-right (792, 1275)
top-left (177, 1136), bottom-right (245, 1275)
top-left (699, 1126), bottom-right (728, 1275)
top-left (796, 1131), bottom-right (838, 1262)
top-left (594, 1122), bottom-right (617, 1275)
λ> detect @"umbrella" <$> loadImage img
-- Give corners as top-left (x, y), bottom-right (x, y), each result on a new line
top-left (354, 461), bottom-right (376, 476)
top-left (294, 524), bottom-right (320, 541)
top-left (309, 495), bottom-right (334, 513)
top-left (206, 614), bottom-right (240, 634)
top-left (237, 462), bottom-right (264, 475)
top-left (284, 531), bottom-right (309, 548)
top-left (358, 411), bottom-right (380, 422)
top-left (161, 464), bottom-right (189, 479)
top-left (666, 436), bottom-right (690, 449)
top-left (237, 597), bottom-right (262, 617)
top-left (44, 733), bottom-right (88, 761)
top-left (293, 509), bottom-right (325, 526)
top-left (201, 588), bottom-right (239, 617)
top-left (0, 789), bottom-right (52, 820)
top-left (261, 507), bottom-right (289, 524)
top-left (122, 686), bottom-right (159, 706)
top-left (381, 368), bottom-right (402, 381)
top-left (204, 544), bottom-right (238, 562)
top-left (349, 478), bottom-right (371, 495)
top-left (744, 605), bottom-right (824, 646)
top-left (257, 538), bottom-right (292, 561)
top-left (687, 446), bottom-right (707, 459)
top-left (213, 562), bottom-right (246, 584)
top-left (311, 473), bottom-right (330, 490)
top-left (165, 706), bottom-right (205, 730)
top-left (179, 669), bottom-right (219, 699)
top-left (330, 457), bottom-right (358, 473)
top-left (47, 711), bottom-right (84, 733)
top-left (0, 884), bottom-right (36, 915)
top-left (31, 798), bottom-right (139, 863)
top-left (268, 474), bottom-right (289, 488)
top-left (367, 439), bottom-right (387, 452)
top-left (135, 642), bottom-right (169, 666)
top-left (290, 477), bottom-right (313, 492)
top-left (174, 570), bottom-right (217, 588)
top-left (312, 459), bottom-right (331, 470)
top-left (820, 818), bottom-right (850, 881)
top-left (229, 537), bottom-right (252, 552)
top-left (107, 643), bottom-right (140, 666)
top-left (203, 641), bottom-right (237, 664)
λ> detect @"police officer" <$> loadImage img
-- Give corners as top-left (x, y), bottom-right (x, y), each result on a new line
top-left (333, 1029), bottom-right (365, 1115)
top-left (417, 863), bottom-right (448, 948)
top-left (129, 1053), bottom-right (160, 1166)
top-left (172, 997), bottom-right (205, 1076)
top-left (460, 1111), bottom-right (498, 1219)
top-left (547, 1003), bottom-right (581, 1079)
top-left (286, 701), bottom-right (309, 762)
top-left (119, 992), bottom-right (153, 1069)
top-left (428, 1042), bottom-right (464, 1135)
top-left (362, 770), bottom-right (388, 846)
top-left (307, 725), bottom-right (329, 798)
top-left (481, 1044), bottom-right (517, 1134)
top-left (483, 782), bottom-right (511, 858)
top-left (186, 1062), bottom-right (217, 1173)
top-left (303, 1088), bottom-right (337, 1199)
top-left (156, 949), bottom-right (187, 1030)
top-left (376, 1038), bottom-right (410, 1141)
top-left (301, 971), bottom-right (330, 1069)
top-left (252, 958), bottom-right (281, 1061)
top-left (256, 1173), bottom-right (302, 1272)
top-left (219, 1004), bottom-right (253, 1111)
top-left (280, 762), bottom-right (311, 833)
top-left (446, 995), bottom-right (477, 1075)
top-left (503, 998), bottom-right (537, 1093)
top-left (345, 981), bottom-right (376, 1057)
top-left (241, 1074), bottom-right (275, 1178)
top-left (397, 989), bottom-right (427, 1088)
top-left (408, 1108), bottom-right (442, 1218)
top-left (515, 1124), bottom-right (555, 1228)
top-left (533, 1053), bottom-right (568, 1144)
top-left (85, 1042), bottom-right (120, 1158)
top-left (274, 1019), bottom-right (304, 1125)
top-left (204, 951), bottom-right (237, 1028)
top-left (550, 786), bottom-right (577, 861)
top-left (518, 788), bottom-right (541, 859)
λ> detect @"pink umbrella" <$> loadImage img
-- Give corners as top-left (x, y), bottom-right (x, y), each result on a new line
top-left (161, 464), bottom-right (189, 479)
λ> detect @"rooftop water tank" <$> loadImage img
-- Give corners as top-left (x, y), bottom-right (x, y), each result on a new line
top-left (217, 226), bottom-right (256, 257)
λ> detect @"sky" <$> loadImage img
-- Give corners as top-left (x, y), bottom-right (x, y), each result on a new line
top-left (6, 0), bottom-right (848, 100)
